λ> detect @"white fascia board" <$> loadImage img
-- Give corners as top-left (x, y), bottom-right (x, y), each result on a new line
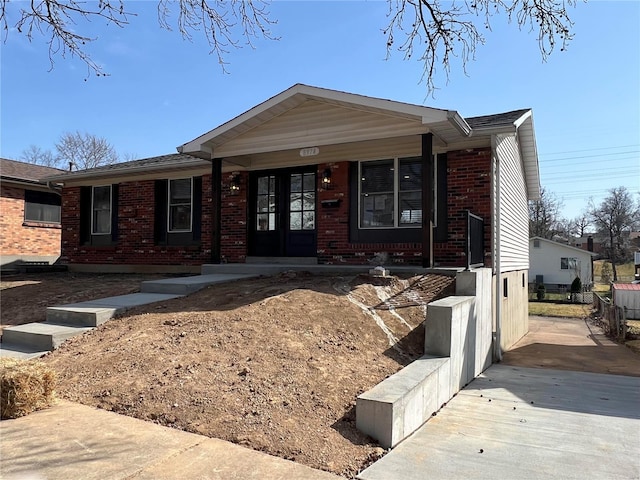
top-left (446, 111), bottom-right (472, 137)
top-left (517, 115), bottom-right (541, 201)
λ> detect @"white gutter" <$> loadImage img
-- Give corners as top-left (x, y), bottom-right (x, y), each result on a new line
top-left (492, 134), bottom-right (503, 362)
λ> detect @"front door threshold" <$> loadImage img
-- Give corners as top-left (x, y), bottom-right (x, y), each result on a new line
top-left (245, 256), bottom-right (318, 265)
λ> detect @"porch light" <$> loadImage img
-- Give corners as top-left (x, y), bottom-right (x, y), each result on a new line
top-left (322, 168), bottom-right (332, 188)
top-left (229, 175), bottom-right (241, 193)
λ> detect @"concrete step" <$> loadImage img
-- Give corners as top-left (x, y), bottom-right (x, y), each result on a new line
top-left (140, 274), bottom-right (257, 295)
top-left (0, 342), bottom-right (50, 360)
top-left (46, 293), bottom-right (184, 327)
top-left (201, 263), bottom-right (432, 276)
top-left (1, 323), bottom-right (93, 351)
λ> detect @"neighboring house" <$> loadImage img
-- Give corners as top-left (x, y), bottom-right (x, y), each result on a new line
top-left (0, 158), bottom-right (64, 268)
top-left (573, 234), bottom-right (605, 256)
top-left (47, 84), bottom-right (540, 351)
top-left (529, 236), bottom-right (596, 289)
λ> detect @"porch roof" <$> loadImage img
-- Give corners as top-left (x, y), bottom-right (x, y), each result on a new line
top-left (177, 84), bottom-right (472, 159)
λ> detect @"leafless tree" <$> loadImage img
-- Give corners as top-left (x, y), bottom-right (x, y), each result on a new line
top-left (1, 0), bottom-right (276, 78)
top-left (1, 0), bottom-right (576, 91)
top-left (55, 131), bottom-right (119, 170)
top-left (529, 186), bottom-right (564, 239)
top-left (20, 144), bottom-right (60, 168)
top-left (589, 187), bottom-right (640, 281)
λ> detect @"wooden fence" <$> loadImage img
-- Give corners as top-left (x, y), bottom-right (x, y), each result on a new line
top-left (593, 292), bottom-right (628, 341)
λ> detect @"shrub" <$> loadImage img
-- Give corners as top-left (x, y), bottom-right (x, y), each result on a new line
top-left (536, 283), bottom-right (546, 300)
top-left (570, 277), bottom-right (583, 303)
top-left (0, 358), bottom-right (56, 419)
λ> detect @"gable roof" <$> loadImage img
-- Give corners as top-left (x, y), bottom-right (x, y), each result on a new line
top-left (0, 158), bottom-right (64, 185)
top-left (530, 237), bottom-right (598, 257)
top-left (178, 83), bottom-right (472, 158)
top-left (466, 109), bottom-right (532, 130)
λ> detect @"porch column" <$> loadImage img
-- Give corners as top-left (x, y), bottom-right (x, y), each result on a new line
top-left (211, 158), bottom-right (222, 264)
top-left (421, 133), bottom-right (433, 268)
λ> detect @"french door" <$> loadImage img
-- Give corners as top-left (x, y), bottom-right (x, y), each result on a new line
top-left (248, 168), bottom-right (317, 257)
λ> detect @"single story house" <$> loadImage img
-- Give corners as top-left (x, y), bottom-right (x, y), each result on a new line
top-left (0, 158), bottom-right (64, 268)
top-left (47, 84), bottom-right (540, 351)
top-left (529, 236), bottom-right (596, 289)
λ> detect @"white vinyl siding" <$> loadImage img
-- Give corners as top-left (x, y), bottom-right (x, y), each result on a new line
top-left (495, 134), bottom-right (529, 272)
top-left (528, 238), bottom-right (594, 286)
top-left (214, 100), bottom-right (428, 158)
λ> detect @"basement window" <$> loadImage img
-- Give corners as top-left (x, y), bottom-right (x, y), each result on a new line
top-left (503, 278), bottom-right (508, 298)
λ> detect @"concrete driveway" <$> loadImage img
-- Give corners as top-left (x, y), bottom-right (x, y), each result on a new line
top-left (359, 316), bottom-right (640, 480)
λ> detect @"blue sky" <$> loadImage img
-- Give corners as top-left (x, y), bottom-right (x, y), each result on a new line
top-left (1, 1), bottom-right (638, 221)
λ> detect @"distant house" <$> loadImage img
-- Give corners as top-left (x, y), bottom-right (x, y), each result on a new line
top-left (47, 84), bottom-right (541, 352)
top-left (0, 158), bottom-right (64, 268)
top-left (572, 234), bottom-right (605, 256)
top-left (530, 237), bottom-right (596, 289)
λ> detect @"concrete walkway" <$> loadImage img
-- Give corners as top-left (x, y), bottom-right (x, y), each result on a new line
top-left (0, 400), bottom-right (340, 480)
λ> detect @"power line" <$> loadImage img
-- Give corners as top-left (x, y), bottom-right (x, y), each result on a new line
top-left (539, 144), bottom-right (640, 157)
top-left (539, 150), bottom-right (640, 163)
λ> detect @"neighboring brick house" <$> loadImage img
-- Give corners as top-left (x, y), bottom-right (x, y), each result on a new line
top-left (48, 84), bottom-right (540, 351)
top-left (0, 158), bottom-right (64, 268)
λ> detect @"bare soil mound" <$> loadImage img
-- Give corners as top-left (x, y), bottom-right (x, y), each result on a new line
top-left (35, 272), bottom-right (454, 478)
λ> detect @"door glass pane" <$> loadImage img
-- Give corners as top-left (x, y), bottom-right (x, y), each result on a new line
top-left (256, 175), bottom-right (276, 231)
top-left (290, 212), bottom-right (302, 230)
top-left (303, 192), bottom-right (314, 210)
top-left (290, 174), bottom-right (302, 193)
top-left (303, 173), bottom-right (315, 191)
top-left (303, 211), bottom-right (315, 230)
top-left (290, 193), bottom-right (302, 211)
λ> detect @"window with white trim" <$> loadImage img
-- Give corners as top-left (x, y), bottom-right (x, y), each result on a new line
top-left (560, 257), bottom-right (577, 270)
top-left (359, 157), bottom-right (423, 229)
top-left (91, 185), bottom-right (112, 235)
top-left (168, 178), bottom-right (192, 232)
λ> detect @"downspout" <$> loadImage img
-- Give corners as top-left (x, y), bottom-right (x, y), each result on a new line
top-left (492, 135), bottom-right (503, 362)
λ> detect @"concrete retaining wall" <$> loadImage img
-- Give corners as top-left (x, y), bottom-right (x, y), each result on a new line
top-left (356, 268), bottom-right (493, 449)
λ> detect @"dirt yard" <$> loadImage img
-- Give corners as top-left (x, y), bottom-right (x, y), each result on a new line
top-left (3, 271), bottom-right (455, 478)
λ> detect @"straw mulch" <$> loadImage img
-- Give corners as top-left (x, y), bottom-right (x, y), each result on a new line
top-left (0, 358), bottom-right (56, 419)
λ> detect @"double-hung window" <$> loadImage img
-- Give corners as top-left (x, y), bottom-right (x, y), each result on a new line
top-left (560, 257), bottom-right (577, 270)
top-left (91, 186), bottom-right (112, 235)
top-left (359, 157), bottom-right (422, 229)
top-left (168, 178), bottom-right (192, 232)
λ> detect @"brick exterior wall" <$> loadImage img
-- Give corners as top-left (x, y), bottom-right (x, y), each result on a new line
top-left (61, 146), bottom-right (493, 268)
top-left (434, 148), bottom-right (493, 268)
top-left (0, 184), bottom-right (61, 257)
top-left (220, 171), bottom-right (248, 263)
top-left (61, 178), bottom-right (212, 266)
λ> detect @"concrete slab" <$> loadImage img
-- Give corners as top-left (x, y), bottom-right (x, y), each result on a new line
top-left (0, 400), bottom-right (340, 480)
top-left (200, 263), bottom-right (444, 276)
top-left (503, 315), bottom-right (640, 377)
top-left (141, 273), bottom-right (258, 295)
top-left (1, 323), bottom-right (93, 350)
top-left (358, 365), bottom-right (640, 480)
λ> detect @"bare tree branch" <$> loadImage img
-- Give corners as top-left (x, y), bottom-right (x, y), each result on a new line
top-left (55, 131), bottom-right (119, 170)
top-left (384, 0), bottom-right (577, 94)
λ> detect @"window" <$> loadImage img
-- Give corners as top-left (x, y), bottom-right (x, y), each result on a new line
top-left (168, 178), bottom-right (192, 232)
top-left (359, 157), bottom-right (422, 229)
top-left (533, 239), bottom-right (540, 248)
top-left (92, 186), bottom-right (111, 235)
top-left (561, 257), bottom-right (577, 270)
top-left (24, 190), bottom-right (60, 223)
top-left (503, 278), bottom-right (508, 297)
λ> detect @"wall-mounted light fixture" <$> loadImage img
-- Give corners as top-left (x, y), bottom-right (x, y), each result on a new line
top-left (321, 168), bottom-right (332, 189)
top-left (229, 174), bottom-right (241, 193)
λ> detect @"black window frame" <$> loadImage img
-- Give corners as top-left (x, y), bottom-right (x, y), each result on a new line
top-left (23, 189), bottom-right (61, 224)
